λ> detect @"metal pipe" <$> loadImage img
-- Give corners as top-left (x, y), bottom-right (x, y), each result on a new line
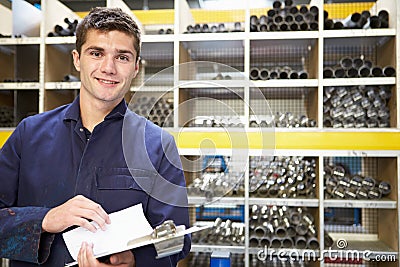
top-left (346, 67), bottom-right (358, 78)
top-left (323, 67), bottom-right (334, 78)
top-left (342, 12), bottom-right (361, 29)
top-left (254, 226), bottom-right (266, 238)
top-left (295, 236), bottom-right (307, 249)
top-left (282, 238), bottom-right (294, 248)
top-left (270, 237), bottom-right (282, 248)
top-left (345, 187), bottom-right (357, 199)
top-left (378, 181), bottom-right (391, 195)
top-left (260, 237), bottom-right (271, 248)
top-left (258, 23), bottom-right (268, 32)
top-left (249, 67), bottom-right (260, 80)
top-left (371, 66), bottom-right (383, 77)
top-left (362, 176), bottom-right (376, 189)
top-left (334, 67), bottom-right (346, 78)
top-left (324, 19), bottom-right (334, 30)
top-left (289, 70), bottom-right (299, 79)
top-left (249, 235), bottom-right (260, 247)
top-left (356, 187), bottom-right (369, 199)
top-left (333, 186), bottom-right (346, 198)
top-left (259, 68), bottom-right (269, 80)
top-left (378, 10), bottom-right (389, 21)
top-left (369, 15), bottom-right (381, 28)
top-left (368, 187), bottom-right (382, 199)
top-left (383, 66), bottom-right (396, 77)
top-left (295, 223), bottom-right (308, 235)
top-left (298, 71), bottom-right (308, 79)
top-left (340, 57), bottom-right (353, 69)
top-left (306, 237), bottom-right (319, 249)
top-left (309, 22), bottom-right (318, 31)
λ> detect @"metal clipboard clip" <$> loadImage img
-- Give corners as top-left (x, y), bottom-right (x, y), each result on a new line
top-left (126, 220), bottom-right (182, 259)
top-left (151, 220), bottom-right (185, 259)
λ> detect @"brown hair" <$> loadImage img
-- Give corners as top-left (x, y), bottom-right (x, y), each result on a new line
top-left (75, 7), bottom-right (141, 62)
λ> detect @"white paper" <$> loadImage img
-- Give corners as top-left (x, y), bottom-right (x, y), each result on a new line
top-left (62, 203), bottom-right (153, 261)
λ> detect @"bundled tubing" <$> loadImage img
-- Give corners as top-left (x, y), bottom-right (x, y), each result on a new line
top-left (324, 163), bottom-right (392, 199)
top-left (249, 156), bottom-right (317, 198)
top-left (323, 85), bottom-right (392, 128)
top-left (324, 9), bottom-right (389, 30)
top-left (249, 205), bottom-right (328, 249)
top-left (250, 1), bottom-right (319, 32)
top-left (249, 66), bottom-right (309, 80)
top-left (191, 218), bottom-right (245, 246)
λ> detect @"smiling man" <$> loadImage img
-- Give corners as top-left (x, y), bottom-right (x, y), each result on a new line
top-left (0, 7), bottom-right (190, 267)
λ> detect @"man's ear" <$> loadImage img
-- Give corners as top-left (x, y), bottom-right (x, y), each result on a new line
top-left (72, 49), bottom-right (81, 72)
top-left (132, 59), bottom-right (140, 78)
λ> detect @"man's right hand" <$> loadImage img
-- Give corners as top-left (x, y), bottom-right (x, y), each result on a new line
top-left (42, 195), bottom-right (111, 233)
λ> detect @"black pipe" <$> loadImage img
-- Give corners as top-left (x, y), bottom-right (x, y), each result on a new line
top-left (352, 57), bottom-right (364, 69)
top-left (249, 67), bottom-right (260, 80)
top-left (272, 1), bottom-right (281, 9)
top-left (259, 68), bottom-right (269, 80)
top-left (358, 65), bottom-right (371, 77)
top-left (323, 67), bottom-right (334, 78)
top-left (289, 22), bottom-right (299, 31)
top-left (299, 22), bottom-right (309, 31)
top-left (378, 10), bottom-right (389, 21)
top-left (383, 66), bottom-right (396, 77)
top-left (279, 22), bottom-right (289, 31)
top-left (298, 71), bottom-right (308, 79)
top-left (299, 5), bottom-right (308, 14)
top-left (369, 16), bottom-right (381, 28)
top-left (340, 57), bottom-right (353, 69)
top-left (346, 67), bottom-right (358, 78)
top-left (310, 22), bottom-right (318, 31)
top-left (334, 67), bottom-right (346, 78)
top-left (333, 21), bottom-right (344, 29)
top-left (324, 19), bottom-right (334, 30)
top-left (258, 23), bottom-right (268, 32)
top-left (371, 66), bottom-right (383, 77)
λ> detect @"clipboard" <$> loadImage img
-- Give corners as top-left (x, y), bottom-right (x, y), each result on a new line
top-left (65, 221), bottom-right (210, 267)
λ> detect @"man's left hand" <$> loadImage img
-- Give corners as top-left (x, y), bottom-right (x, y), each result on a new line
top-left (77, 242), bottom-right (135, 267)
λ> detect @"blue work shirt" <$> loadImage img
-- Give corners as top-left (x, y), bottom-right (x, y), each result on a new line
top-left (0, 96), bottom-right (191, 266)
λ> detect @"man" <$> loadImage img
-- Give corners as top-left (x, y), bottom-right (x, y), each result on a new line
top-left (0, 7), bottom-right (190, 267)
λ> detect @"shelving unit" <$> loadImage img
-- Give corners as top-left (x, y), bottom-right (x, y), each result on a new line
top-left (0, 0), bottom-right (399, 266)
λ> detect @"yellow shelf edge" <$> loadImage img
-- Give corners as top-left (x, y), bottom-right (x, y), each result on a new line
top-left (170, 131), bottom-right (400, 151)
top-left (76, 2), bottom-right (375, 25)
top-left (1, 130), bottom-right (399, 150)
top-left (0, 131), bottom-right (12, 147)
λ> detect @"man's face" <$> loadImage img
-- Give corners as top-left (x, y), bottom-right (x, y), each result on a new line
top-left (72, 29), bottom-right (139, 105)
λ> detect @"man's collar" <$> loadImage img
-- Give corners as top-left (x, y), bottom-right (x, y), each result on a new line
top-left (64, 96), bottom-right (127, 121)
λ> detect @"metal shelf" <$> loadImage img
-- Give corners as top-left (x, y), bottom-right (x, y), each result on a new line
top-left (177, 80), bottom-right (249, 88)
top-left (249, 198), bottom-right (319, 207)
top-left (0, 82), bottom-right (39, 90)
top-left (45, 36), bottom-right (75, 44)
top-left (0, 37), bottom-right (41, 45)
top-left (324, 199), bottom-right (397, 209)
top-left (251, 79), bottom-right (318, 88)
top-left (179, 32), bottom-right (246, 42)
top-left (322, 77), bottom-right (396, 86)
top-left (249, 31), bottom-right (319, 40)
top-left (323, 28), bottom-right (396, 39)
top-left (188, 196), bottom-right (245, 205)
top-left (142, 34), bottom-right (174, 43)
top-left (191, 244), bottom-right (245, 254)
top-left (45, 82), bottom-right (80, 90)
